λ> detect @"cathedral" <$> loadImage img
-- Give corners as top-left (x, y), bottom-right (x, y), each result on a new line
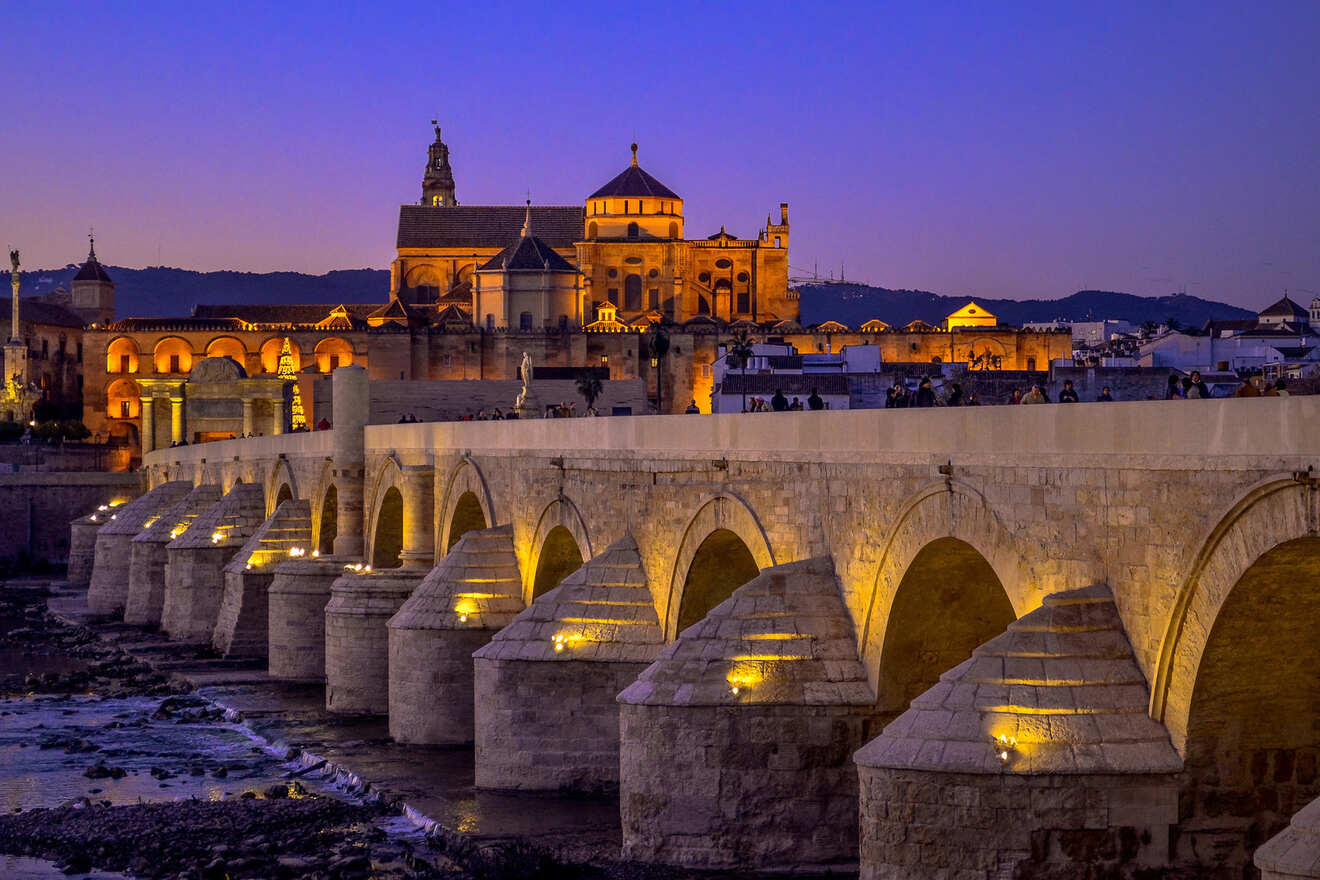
top-left (76, 125), bottom-right (1068, 460)
top-left (392, 125), bottom-right (797, 329)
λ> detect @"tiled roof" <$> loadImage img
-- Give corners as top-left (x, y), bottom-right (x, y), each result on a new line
top-left (617, 557), bottom-right (874, 707)
top-left (73, 258), bottom-right (113, 284)
top-left (388, 526), bottom-right (523, 632)
top-left (0, 297), bottom-right (86, 328)
top-left (855, 584), bottom-right (1182, 775)
top-left (397, 205), bottom-right (584, 249)
top-left (1260, 295), bottom-right (1308, 318)
top-left (718, 374), bottom-right (849, 396)
top-left (191, 303), bottom-right (377, 325)
top-left (473, 535), bottom-right (662, 664)
top-left (479, 234), bottom-right (576, 273)
top-left (587, 164), bottom-right (679, 200)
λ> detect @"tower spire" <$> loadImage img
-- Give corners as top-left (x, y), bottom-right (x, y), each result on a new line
top-left (630, 142), bottom-right (638, 167)
top-left (521, 196), bottom-right (532, 238)
top-left (421, 120), bottom-right (457, 206)
top-left (88, 228), bottom-right (97, 262)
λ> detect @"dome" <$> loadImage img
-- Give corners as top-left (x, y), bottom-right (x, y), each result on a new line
top-left (587, 144), bottom-right (679, 200)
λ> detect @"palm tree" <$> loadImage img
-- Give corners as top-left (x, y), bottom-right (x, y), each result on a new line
top-left (728, 330), bottom-right (755, 413)
top-left (647, 324), bottom-right (671, 414)
top-left (575, 369), bottom-right (603, 413)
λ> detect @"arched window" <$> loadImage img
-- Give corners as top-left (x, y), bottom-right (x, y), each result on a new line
top-left (624, 275), bottom-right (642, 311)
top-left (668, 222), bottom-right (678, 239)
top-left (520, 311), bottom-right (533, 331)
top-left (152, 337), bottom-right (193, 374)
top-left (587, 221), bottom-right (598, 239)
top-left (627, 222), bottom-right (639, 240)
top-left (314, 337), bottom-right (354, 373)
top-left (106, 337), bottom-right (140, 374)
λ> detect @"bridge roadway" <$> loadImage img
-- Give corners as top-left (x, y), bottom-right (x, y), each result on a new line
top-left (79, 366), bottom-right (1319, 877)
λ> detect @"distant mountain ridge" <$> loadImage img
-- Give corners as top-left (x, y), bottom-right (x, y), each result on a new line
top-left (16, 265), bottom-right (390, 318)
top-left (16, 265), bottom-right (1257, 328)
top-left (797, 283), bottom-right (1255, 329)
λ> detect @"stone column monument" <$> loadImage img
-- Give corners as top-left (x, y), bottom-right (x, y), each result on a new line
top-left (6, 250), bottom-right (26, 395)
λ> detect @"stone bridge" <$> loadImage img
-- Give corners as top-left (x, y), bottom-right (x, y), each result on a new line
top-left (76, 366), bottom-right (1320, 878)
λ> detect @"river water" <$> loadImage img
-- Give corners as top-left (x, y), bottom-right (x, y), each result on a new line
top-left (0, 596), bottom-right (402, 880)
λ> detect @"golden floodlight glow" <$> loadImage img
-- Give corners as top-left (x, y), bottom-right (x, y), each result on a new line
top-left (311, 549), bottom-right (319, 557)
top-left (97, 505), bottom-right (109, 512)
top-left (89, 515), bottom-right (98, 523)
top-left (169, 527), bottom-right (184, 540)
top-left (288, 546), bottom-right (306, 558)
top-left (994, 733), bottom-right (1018, 763)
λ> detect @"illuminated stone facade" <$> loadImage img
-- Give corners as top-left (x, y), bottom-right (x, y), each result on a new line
top-left (80, 394), bottom-right (1320, 875)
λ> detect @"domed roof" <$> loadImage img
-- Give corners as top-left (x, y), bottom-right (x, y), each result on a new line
top-left (587, 144), bottom-right (680, 201)
top-left (73, 239), bottom-right (113, 284)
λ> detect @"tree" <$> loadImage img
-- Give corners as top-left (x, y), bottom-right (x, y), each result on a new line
top-left (727, 330), bottom-right (755, 414)
top-left (575, 370), bottom-right (603, 413)
top-left (646, 324), bottom-right (671, 414)
top-left (1164, 317), bottom-right (1183, 333)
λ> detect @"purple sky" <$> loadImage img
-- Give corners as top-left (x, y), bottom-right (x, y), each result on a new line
top-left (3, 1), bottom-right (1317, 310)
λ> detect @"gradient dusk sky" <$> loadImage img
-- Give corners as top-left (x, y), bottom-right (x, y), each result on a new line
top-left (2, 1), bottom-right (1317, 310)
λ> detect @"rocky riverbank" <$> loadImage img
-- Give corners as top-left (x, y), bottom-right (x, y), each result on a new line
top-left (0, 799), bottom-right (434, 879)
top-left (1, 580), bottom-right (831, 880)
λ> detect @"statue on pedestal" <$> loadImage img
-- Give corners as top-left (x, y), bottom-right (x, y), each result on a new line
top-left (514, 351), bottom-right (542, 418)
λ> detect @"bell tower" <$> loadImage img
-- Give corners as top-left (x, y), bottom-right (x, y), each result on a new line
top-left (421, 121), bottom-right (457, 207)
top-left (71, 235), bottom-right (116, 326)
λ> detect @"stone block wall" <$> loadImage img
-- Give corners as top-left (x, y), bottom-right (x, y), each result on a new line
top-left (387, 627), bottom-right (490, 742)
top-left (267, 557), bottom-right (341, 680)
top-left (619, 703), bottom-right (872, 870)
top-left (474, 658), bottom-right (649, 791)
top-left (161, 545), bottom-right (233, 642)
top-left (67, 517), bottom-right (101, 586)
top-left (857, 767), bottom-right (1179, 879)
top-left (124, 539), bottom-right (170, 626)
top-left (0, 471), bottom-right (139, 569)
top-left (324, 570), bottom-right (422, 714)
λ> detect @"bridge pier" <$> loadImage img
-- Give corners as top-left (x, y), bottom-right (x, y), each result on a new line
top-left (854, 585), bottom-right (1181, 879)
top-left (125, 484), bottom-right (221, 626)
top-left (86, 481), bottom-right (192, 616)
top-left (472, 535), bottom-right (663, 792)
top-left (160, 483), bottom-right (266, 643)
top-left (1256, 796), bottom-right (1320, 879)
top-left (68, 509), bottom-right (110, 589)
top-left (618, 557), bottom-right (879, 870)
top-left (213, 498), bottom-right (311, 657)
top-left (267, 555), bottom-right (343, 680)
top-left (387, 525), bottom-right (522, 744)
top-left (330, 366), bottom-right (367, 559)
top-left (324, 568), bottom-right (426, 714)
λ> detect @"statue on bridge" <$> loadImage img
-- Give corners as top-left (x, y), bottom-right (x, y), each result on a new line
top-left (515, 351), bottom-right (542, 418)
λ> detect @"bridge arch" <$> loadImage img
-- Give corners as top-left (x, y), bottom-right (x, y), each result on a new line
top-left (310, 460), bottom-right (337, 556)
top-left (859, 480), bottom-right (1031, 695)
top-left (663, 493), bottom-right (775, 640)
top-left (435, 457), bottom-right (496, 556)
top-left (365, 456), bottom-right (405, 569)
top-left (1152, 476), bottom-right (1320, 871)
top-left (1152, 476), bottom-right (1318, 753)
top-left (265, 459), bottom-right (299, 515)
top-left (525, 497), bottom-right (592, 603)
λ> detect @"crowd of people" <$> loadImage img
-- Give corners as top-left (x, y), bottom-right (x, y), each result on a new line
top-left (744, 389), bottom-right (828, 412)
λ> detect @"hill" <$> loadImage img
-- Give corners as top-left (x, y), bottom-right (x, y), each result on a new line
top-left (16, 266), bottom-right (1257, 330)
top-left (797, 284), bottom-right (1256, 329)
top-left (17, 265), bottom-right (390, 318)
